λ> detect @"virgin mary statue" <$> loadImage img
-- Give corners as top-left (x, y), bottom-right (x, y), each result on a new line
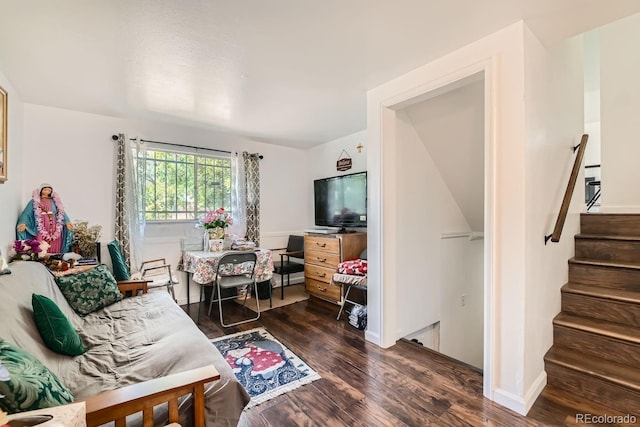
top-left (16, 183), bottom-right (74, 254)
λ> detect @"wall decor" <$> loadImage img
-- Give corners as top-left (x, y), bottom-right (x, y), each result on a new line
top-left (336, 149), bottom-right (352, 171)
top-left (0, 84), bottom-right (6, 183)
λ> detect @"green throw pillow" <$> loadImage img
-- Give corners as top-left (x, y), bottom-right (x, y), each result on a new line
top-left (32, 294), bottom-right (87, 356)
top-left (0, 338), bottom-right (74, 414)
top-left (107, 240), bottom-right (131, 281)
top-left (54, 264), bottom-right (123, 316)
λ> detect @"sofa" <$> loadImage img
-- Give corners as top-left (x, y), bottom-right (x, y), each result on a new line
top-left (0, 261), bottom-right (250, 425)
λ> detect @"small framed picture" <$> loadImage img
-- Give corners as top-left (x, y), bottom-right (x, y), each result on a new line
top-left (208, 239), bottom-right (224, 252)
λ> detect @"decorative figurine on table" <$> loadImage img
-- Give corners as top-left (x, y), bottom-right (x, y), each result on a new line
top-left (16, 183), bottom-right (74, 254)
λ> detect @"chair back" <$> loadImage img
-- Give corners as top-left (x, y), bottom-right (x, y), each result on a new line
top-left (215, 251), bottom-right (258, 288)
top-left (107, 240), bottom-right (131, 281)
top-left (286, 235), bottom-right (305, 259)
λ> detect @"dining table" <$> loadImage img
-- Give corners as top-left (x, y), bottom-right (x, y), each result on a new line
top-left (178, 248), bottom-right (274, 305)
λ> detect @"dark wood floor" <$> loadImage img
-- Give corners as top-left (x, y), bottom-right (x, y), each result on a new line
top-left (181, 287), bottom-right (595, 427)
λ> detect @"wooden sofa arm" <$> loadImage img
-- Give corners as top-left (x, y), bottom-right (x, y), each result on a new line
top-left (117, 280), bottom-right (150, 297)
top-left (80, 365), bottom-right (220, 427)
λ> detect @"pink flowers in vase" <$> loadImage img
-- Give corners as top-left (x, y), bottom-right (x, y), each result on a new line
top-left (202, 207), bottom-right (233, 230)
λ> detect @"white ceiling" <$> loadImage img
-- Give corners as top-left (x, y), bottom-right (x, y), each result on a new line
top-left (1, 1), bottom-right (639, 149)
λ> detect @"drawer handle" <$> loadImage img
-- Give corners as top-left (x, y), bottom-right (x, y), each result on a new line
top-left (315, 242), bottom-right (327, 247)
top-left (316, 257), bottom-right (327, 262)
top-left (317, 286), bottom-right (327, 291)
top-left (315, 272), bottom-right (326, 278)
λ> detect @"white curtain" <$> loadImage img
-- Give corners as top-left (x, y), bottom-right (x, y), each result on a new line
top-left (129, 138), bottom-right (145, 270)
top-left (114, 134), bottom-right (145, 271)
top-left (229, 152), bottom-right (247, 238)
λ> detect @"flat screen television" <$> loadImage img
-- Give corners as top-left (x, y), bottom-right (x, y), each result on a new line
top-left (314, 171), bottom-right (367, 231)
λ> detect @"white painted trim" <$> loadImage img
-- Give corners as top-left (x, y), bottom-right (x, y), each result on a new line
top-left (364, 329), bottom-right (380, 345)
top-left (440, 231), bottom-right (484, 240)
top-left (493, 388), bottom-right (528, 415)
top-left (483, 57), bottom-right (497, 402)
top-left (599, 205), bottom-right (640, 213)
top-left (493, 370), bottom-right (547, 415)
top-left (374, 56), bottom-right (497, 400)
top-left (524, 370), bottom-right (548, 414)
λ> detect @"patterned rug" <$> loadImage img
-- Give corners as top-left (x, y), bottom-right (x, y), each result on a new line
top-left (211, 327), bottom-right (321, 408)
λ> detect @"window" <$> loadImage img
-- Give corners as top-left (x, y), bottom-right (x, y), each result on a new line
top-left (136, 148), bottom-right (232, 221)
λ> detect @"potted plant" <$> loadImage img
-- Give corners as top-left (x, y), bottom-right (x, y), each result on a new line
top-left (72, 220), bottom-right (102, 257)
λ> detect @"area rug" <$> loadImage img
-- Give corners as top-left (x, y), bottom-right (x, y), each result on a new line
top-left (238, 284), bottom-right (309, 313)
top-left (211, 327), bottom-right (320, 408)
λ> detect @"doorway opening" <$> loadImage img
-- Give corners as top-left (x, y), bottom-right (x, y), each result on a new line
top-left (393, 72), bottom-right (486, 372)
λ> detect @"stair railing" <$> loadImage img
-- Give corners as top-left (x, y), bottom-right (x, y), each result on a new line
top-left (545, 134), bottom-right (589, 244)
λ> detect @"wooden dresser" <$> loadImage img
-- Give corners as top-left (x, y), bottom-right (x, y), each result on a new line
top-left (304, 232), bottom-right (367, 304)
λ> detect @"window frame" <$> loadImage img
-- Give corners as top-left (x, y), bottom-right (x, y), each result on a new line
top-left (135, 146), bottom-right (233, 223)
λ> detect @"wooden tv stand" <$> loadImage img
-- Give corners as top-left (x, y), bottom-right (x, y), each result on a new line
top-left (304, 232), bottom-right (367, 305)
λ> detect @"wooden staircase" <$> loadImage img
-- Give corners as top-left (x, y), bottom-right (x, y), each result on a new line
top-left (544, 213), bottom-right (640, 417)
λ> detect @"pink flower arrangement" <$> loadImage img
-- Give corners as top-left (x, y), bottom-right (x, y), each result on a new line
top-left (14, 239), bottom-right (43, 255)
top-left (202, 207), bottom-right (233, 229)
top-left (12, 239), bottom-right (49, 260)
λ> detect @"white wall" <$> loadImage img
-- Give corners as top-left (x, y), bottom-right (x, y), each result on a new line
top-left (21, 104), bottom-right (310, 304)
top-left (393, 111), bottom-right (444, 338)
top-left (367, 21), bottom-right (554, 415)
top-left (583, 31), bottom-right (601, 185)
top-left (439, 237), bottom-right (484, 369)
top-left (404, 79), bottom-right (485, 232)
top-left (523, 28), bottom-right (585, 409)
top-left (599, 13), bottom-right (640, 211)
top-left (0, 70), bottom-right (24, 254)
top-left (395, 110), bottom-right (484, 369)
top-left (306, 129), bottom-right (367, 229)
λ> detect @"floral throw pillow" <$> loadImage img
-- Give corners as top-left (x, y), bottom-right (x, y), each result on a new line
top-left (54, 264), bottom-right (123, 316)
top-left (0, 339), bottom-right (74, 414)
top-left (336, 259), bottom-right (368, 276)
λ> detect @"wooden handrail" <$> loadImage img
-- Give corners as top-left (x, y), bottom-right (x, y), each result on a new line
top-left (545, 134), bottom-right (589, 244)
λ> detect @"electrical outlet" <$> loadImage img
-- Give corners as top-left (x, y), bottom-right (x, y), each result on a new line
top-left (461, 294), bottom-right (467, 306)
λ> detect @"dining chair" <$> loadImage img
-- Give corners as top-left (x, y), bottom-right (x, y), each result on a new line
top-left (107, 240), bottom-right (178, 300)
top-left (207, 251), bottom-right (260, 327)
top-left (272, 235), bottom-right (305, 300)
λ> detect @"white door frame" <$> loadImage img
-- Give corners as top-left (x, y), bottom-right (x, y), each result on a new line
top-left (367, 58), bottom-right (497, 399)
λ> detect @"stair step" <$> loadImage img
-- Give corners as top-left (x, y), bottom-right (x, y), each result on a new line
top-left (581, 213), bottom-right (640, 237)
top-left (545, 346), bottom-right (640, 414)
top-left (575, 235), bottom-right (640, 264)
top-left (545, 345), bottom-right (640, 392)
top-left (541, 385), bottom-right (638, 427)
top-left (563, 282), bottom-right (640, 303)
top-left (553, 316), bottom-right (640, 367)
top-left (562, 283), bottom-right (640, 328)
top-left (554, 313), bottom-right (640, 344)
top-left (568, 258), bottom-right (640, 290)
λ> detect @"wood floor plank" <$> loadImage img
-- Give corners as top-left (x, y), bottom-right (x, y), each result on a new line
top-left (183, 296), bottom-right (614, 426)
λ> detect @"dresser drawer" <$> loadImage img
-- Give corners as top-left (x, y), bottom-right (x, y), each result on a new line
top-left (305, 248), bottom-right (340, 268)
top-left (304, 264), bottom-right (334, 284)
top-left (305, 236), bottom-right (340, 254)
top-left (305, 278), bottom-right (341, 303)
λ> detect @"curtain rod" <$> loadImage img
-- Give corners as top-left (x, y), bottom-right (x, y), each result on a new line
top-left (110, 134), bottom-right (263, 159)
top-left (111, 135), bottom-right (230, 154)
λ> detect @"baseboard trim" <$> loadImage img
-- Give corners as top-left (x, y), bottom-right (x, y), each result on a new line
top-left (492, 370), bottom-right (546, 415)
top-left (599, 205), bottom-right (640, 213)
top-left (365, 330), bottom-right (381, 346)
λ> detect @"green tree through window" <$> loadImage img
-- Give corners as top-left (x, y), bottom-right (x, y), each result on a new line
top-left (136, 148), bottom-right (232, 221)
